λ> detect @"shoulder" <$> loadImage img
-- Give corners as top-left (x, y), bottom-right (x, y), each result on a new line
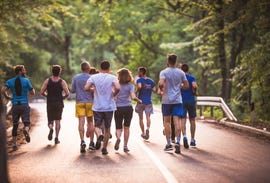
top-left (73, 73), bottom-right (81, 79)
top-left (160, 68), bottom-right (169, 75)
top-left (186, 74), bottom-right (195, 80)
top-left (110, 74), bottom-right (117, 80)
top-left (147, 77), bottom-right (155, 83)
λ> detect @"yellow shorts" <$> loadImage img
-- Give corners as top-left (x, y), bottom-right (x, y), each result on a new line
top-left (75, 103), bottom-right (93, 117)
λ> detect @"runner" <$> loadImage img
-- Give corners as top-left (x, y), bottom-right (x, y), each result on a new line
top-left (2, 65), bottom-right (35, 150)
top-left (114, 68), bottom-right (142, 152)
top-left (40, 65), bottom-right (70, 144)
top-left (71, 61), bottom-right (95, 153)
top-left (158, 54), bottom-right (188, 154)
top-left (84, 60), bottom-right (120, 155)
top-left (135, 67), bottom-right (156, 140)
top-left (181, 63), bottom-right (198, 147)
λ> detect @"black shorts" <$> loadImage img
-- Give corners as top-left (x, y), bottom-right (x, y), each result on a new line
top-left (12, 104), bottom-right (30, 126)
top-left (114, 106), bottom-right (133, 129)
top-left (47, 102), bottom-right (64, 121)
top-left (94, 111), bottom-right (113, 129)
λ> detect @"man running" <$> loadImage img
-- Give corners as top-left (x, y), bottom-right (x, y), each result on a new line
top-left (181, 64), bottom-right (198, 147)
top-left (2, 65), bottom-right (35, 150)
top-left (135, 67), bottom-right (156, 140)
top-left (84, 60), bottom-right (120, 155)
top-left (40, 65), bottom-right (70, 144)
top-left (71, 61), bottom-right (95, 153)
top-left (158, 54), bottom-right (188, 154)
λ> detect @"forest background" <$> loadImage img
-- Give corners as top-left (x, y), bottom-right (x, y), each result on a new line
top-left (0, 0), bottom-right (269, 123)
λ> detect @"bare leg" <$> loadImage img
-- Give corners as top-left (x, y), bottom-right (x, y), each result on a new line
top-left (103, 127), bottom-right (110, 149)
top-left (146, 114), bottom-right (151, 129)
top-left (86, 116), bottom-right (94, 142)
top-left (173, 116), bottom-right (181, 143)
top-left (164, 116), bottom-right (171, 141)
top-left (78, 117), bottom-right (85, 141)
top-left (55, 120), bottom-right (61, 138)
top-left (116, 129), bottom-right (122, 140)
top-left (190, 117), bottom-right (196, 139)
top-left (123, 126), bottom-right (129, 146)
top-left (181, 118), bottom-right (187, 136)
top-left (138, 113), bottom-right (144, 134)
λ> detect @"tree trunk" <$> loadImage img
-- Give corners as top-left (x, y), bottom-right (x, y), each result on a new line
top-left (64, 35), bottom-right (72, 74)
top-left (216, 0), bottom-right (227, 101)
top-left (0, 94), bottom-right (10, 182)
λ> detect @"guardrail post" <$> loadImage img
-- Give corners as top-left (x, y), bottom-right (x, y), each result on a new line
top-left (199, 106), bottom-right (203, 117)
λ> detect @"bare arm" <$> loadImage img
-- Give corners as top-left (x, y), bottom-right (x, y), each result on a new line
top-left (84, 81), bottom-right (92, 91)
top-left (61, 80), bottom-right (70, 99)
top-left (40, 79), bottom-right (49, 97)
top-left (29, 88), bottom-right (35, 95)
top-left (181, 80), bottom-right (189, 90)
top-left (152, 86), bottom-right (156, 93)
top-left (192, 81), bottom-right (198, 96)
top-left (112, 81), bottom-right (120, 97)
top-left (158, 78), bottom-right (165, 95)
top-left (1, 86), bottom-right (12, 100)
top-left (130, 92), bottom-right (142, 104)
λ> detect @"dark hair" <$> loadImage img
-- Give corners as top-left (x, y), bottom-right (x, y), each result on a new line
top-left (167, 53), bottom-right (177, 65)
top-left (182, 64), bottom-right (189, 72)
top-left (80, 61), bottom-right (90, 72)
top-left (14, 65), bottom-right (24, 74)
top-left (117, 68), bottom-right (133, 84)
top-left (138, 66), bottom-right (147, 75)
top-left (100, 60), bottom-right (110, 70)
top-left (89, 67), bottom-right (99, 74)
top-left (52, 65), bottom-right (62, 76)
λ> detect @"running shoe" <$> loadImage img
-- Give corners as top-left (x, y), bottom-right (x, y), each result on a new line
top-left (123, 146), bottom-right (130, 153)
top-left (80, 141), bottom-right (86, 153)
top-left (95, 135), bottom-right (104, 150)
top-left (141, 133), bottom-right (146, 139)
top-left (175, 143), bottom-right (181, 154)
top-left (114, 139), bottom-right (120, 150)
top-left (23, 129), bottom-right (30, 143)
top-left (55, 137), bottom-right (60, 144)
top-left (171, 139), bottom-right (176, 144)
top-left (145, 129), bottom-right (149, 140)
top-left (183, 137), bottom-right (189, 149)
top-left (101, 147), bottom-right (108, 155)
top-left (164, 144), bottom-right (173, 151)
top-left (89, 141), bottom-right (96, 150)
top-left (190, 139), bottom-right (196, 147)
top-left (48, 128), bottom-right (53, 141)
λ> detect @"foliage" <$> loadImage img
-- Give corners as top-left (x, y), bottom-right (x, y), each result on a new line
top-left (0, 0), bottom-right (269, 121)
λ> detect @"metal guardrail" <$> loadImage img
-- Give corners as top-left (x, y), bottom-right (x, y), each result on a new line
top-left (197, 96), bottom-right (237, 121)
top-left (6, 96), bottom-right (237, 121)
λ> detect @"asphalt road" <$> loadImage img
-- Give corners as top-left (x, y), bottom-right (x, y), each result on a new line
top-left (7, 101), bottom-right (270, 183)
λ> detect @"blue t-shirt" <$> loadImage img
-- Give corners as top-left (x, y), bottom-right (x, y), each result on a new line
top-left (181, 74), bottom-right (196, 102)
top-left (5, 76), bottom-right (33, 105)
top-left (71, 73), bottom-right (93, 103)
top-left (116, 84), bottom-right (134, 107)
top-left (136, 77), bottom-right (155, 104)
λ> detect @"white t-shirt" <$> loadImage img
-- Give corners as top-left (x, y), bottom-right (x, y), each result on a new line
top-left (87, 73), bottom-right (118, 111)
top-left (159, 67), bottom-right (187, 104)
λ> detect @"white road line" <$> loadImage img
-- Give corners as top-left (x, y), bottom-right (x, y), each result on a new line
top-left (134, 138), bottom-right (178, 183)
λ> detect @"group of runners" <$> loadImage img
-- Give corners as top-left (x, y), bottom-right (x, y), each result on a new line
top-left (2, 53), bottom-right (197, 155)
